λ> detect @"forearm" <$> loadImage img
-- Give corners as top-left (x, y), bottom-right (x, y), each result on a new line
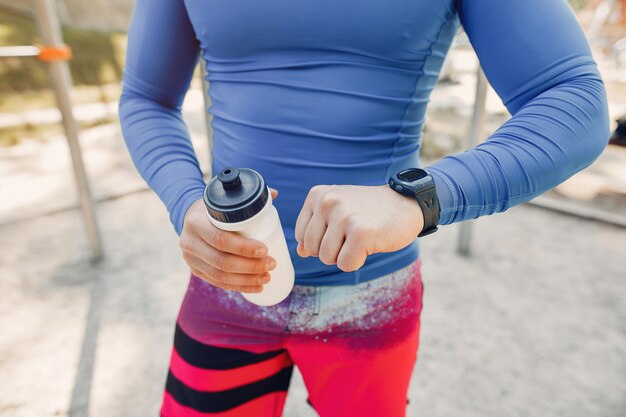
top-left (427, 67), bottom-right (610, 225)
top-left (119, 0), bottom-right (203, 235)
top-left (119, 89), bottom-right (206, 235)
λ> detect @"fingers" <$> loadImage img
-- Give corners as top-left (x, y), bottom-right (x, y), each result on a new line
top-left (295, 184), bottom-right (373, 271)
top-left (295, 185), bottom-right (331, 248)
top-left (295, 203), bottom-right (313, 247)
top-left (185, 253), bottom-right (271, 293)
top-left (180, 198), bottom-right (276, 293)
top-left (302, 211), bottom-right (327, 257)
top-left (318, 221), bottom-right (346, 265)
top-left (200, 225), bottom-right (268, 258)
top-left (296, 242), bottom-right (308, 257)
top-left (336, 236), bottom-right (368, 272)
top-left (269, 188), bottom-right (278, 200)
top-left (181, 200), bottom-right (268, 259)
top-left (299, 229), bottom-right (366, 272)
top-left (183, 236), bottom-right (276, 274)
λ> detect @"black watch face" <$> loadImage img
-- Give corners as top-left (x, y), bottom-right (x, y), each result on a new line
top-left (397, 168), bottom-right (427, 182)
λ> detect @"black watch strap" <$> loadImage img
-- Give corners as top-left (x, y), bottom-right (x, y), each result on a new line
top-left (416, 186), bottom-right (439, 237)
top-left (388, 168), bottom-right (440, 238)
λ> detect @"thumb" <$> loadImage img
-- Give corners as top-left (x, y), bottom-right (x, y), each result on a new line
top-left (269, 188), bottom-right (279, 200)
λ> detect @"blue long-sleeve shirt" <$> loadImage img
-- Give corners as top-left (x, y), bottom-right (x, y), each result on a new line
top-left (119, 0), bottom-right (609, 286)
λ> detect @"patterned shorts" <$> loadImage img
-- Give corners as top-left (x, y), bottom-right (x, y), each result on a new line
top-left (161, 258), bottom-right (423, 417)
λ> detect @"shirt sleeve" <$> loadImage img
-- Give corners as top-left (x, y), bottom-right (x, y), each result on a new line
top-left (426, 0), bottom-right (610, 225)
top-left (119, 0), bottom-right (205, 235)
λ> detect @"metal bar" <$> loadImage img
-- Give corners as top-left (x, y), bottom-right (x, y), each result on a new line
top-left (457, 67), bottom-right (488, 257)
top-left (0, 46), bottom-right (40, 58)
top-left (32, 0), bottom-right (104, 262)
top-left (528, 195), bottom-right (626, 228)
top-left (0, 1), bottom-right (32, 18)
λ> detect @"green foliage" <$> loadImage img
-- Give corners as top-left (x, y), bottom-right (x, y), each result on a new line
top-left (569, 0), bottom-right (590, 10)
top-left (0, 11), bottom-right (126, 93)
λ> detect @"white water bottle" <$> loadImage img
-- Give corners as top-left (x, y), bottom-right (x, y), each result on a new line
top-left (203, 167), bottom-right (295, 306)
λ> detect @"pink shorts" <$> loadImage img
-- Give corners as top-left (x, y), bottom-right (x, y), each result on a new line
top-left (161, 258), bottom-right (423, 417)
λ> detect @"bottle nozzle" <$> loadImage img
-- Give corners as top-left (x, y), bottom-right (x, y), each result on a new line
top-left (218, 167), bottom-right (242, 191)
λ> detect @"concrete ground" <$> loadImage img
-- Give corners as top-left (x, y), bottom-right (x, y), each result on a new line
top-left (1, 46), bottom-right (625, 417)
top-left (1, 185), bottom-right (625, 417)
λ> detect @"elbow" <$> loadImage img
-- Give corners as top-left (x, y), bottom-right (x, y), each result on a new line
top-left (577, 78), bottom-right (611, 171)
top-left (552, 72), bottom-right (611, 174)
top-left (514, 64), bottom-right (611, 174)
top-left (586, 111), bottom-right (610, 168)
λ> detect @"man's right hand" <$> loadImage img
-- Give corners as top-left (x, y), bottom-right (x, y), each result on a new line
top-left (179, 189), bottom-right (279, 293)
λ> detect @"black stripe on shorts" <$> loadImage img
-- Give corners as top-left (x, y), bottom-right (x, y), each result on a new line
top-left (165, 366), bottom-right (293, 413)
top-left (174, 324), bottom-right (284, 370)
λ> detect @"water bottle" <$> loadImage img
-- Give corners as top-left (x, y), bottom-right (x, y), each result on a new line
top-left (203, 167), bottom-right (295, 306)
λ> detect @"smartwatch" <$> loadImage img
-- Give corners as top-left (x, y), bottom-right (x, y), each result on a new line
top-left (388, 168), bottom-right (440, 237)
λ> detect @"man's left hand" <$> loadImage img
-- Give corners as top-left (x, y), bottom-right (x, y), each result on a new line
top-left (294, 184), bottom-right (425, 272)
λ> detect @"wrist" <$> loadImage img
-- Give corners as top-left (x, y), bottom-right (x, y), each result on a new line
top-left (382, 185), bottom-right (425, 239)
top-left (176, 192), bottom-right (205, 236)
top-left (387, 168), bottom-right (440, 237)
top-left (406, 194), bottom-right (426, 238)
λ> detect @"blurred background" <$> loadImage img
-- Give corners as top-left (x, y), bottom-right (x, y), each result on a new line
top-left (0, 1), bottom-right (624, 416)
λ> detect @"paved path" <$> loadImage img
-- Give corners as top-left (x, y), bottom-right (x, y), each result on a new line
top-left (0, 186), bottom-right (624, 417)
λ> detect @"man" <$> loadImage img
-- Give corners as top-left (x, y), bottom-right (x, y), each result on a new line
top-left (119, 0), bottom-right (609, 415)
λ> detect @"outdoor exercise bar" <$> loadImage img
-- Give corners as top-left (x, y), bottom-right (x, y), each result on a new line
top-left (0, 0), bottom-right (103, 261)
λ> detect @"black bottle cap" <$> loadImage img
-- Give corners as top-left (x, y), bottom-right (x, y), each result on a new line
top-left (203, 167), bottom-right (269, 223)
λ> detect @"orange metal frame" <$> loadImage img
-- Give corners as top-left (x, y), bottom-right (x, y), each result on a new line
top-left (37, 44), bottom-right (72, 62)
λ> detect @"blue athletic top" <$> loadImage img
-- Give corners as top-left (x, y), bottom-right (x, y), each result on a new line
top-left (119, 0), bottom-right (609, 286)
